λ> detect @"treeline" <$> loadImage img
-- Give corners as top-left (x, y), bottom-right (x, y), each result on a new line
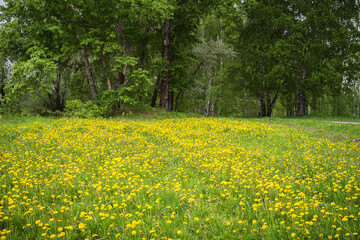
top-left (0, 0), bottom-right (360, 118)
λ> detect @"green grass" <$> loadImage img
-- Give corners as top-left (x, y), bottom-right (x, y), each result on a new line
top-left (0, 116), bottom-right (359, 240)
top-left (254, 117), bottom-right (360, 140)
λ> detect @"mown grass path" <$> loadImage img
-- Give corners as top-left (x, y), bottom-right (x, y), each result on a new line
top-left (0, 117), bottom-right (359, 239)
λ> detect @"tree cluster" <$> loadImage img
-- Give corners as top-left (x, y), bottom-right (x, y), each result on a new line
top-left (0, 0), bottom-right (359, 117)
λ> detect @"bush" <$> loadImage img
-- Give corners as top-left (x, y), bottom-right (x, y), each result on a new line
top-left (97, 90), bottom-right (119, 118)
top-left (64, 100), bottom-right (102, 118)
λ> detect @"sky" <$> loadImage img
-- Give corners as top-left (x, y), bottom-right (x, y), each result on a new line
top-left (0, 0), bottom-right (4, 6)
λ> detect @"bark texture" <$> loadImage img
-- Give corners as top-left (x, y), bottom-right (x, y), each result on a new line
top-left (82, 47), bottom-right (97, 100)
top-left (159, 19), bottom-right (170, 111)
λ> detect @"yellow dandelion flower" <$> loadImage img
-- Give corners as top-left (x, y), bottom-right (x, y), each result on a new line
top-left (78, 223), bottom-right (86, 229)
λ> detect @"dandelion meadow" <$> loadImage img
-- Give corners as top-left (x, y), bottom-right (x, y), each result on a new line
top-left (0, 117), bottom-right (359, 239)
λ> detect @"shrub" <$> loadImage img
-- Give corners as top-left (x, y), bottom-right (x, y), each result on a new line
top-left (97, 90), bottom-right (119, 118)
top-left (64, 100), bottom-right (102, 118)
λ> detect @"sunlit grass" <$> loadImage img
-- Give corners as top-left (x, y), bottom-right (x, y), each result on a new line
top-left (0, 117), bottom-right (359, 239)
top-left (254, 117), bottom-right (360, 140)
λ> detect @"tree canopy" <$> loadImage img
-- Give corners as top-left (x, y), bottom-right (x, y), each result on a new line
top-left (1, 0), bottom-right (359, 117)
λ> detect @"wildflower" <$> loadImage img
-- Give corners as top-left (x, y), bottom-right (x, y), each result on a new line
top-left (78, 223), bottom-right (86, 230)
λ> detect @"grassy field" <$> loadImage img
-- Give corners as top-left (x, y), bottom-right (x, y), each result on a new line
top-left (254, 117), bottom-right (360, 141)
top-left (0, 116), bottom-right (359, 239)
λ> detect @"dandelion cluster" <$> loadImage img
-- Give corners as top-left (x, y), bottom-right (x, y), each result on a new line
top-left (0, 117), bottom-right (359, 239)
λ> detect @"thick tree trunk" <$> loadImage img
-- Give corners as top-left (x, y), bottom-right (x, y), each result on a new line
top-left (151, 74), bottom-right (161, 107)
top-left (159, 19), bottom-right (170, 111)
top-left (297, 69), bottom-right (306, 116)
top-left (297, 88), bottom-right (306, 116)
top-left (82, 47), bottom-right (97, 100)
top-left (46, 71), bottom-right (66, 112)
top-left (259, 95), bottom-right (266, 117)
top-left (266, 91), bottom-right (280, 117)
top-left (266, 93), bottom-right (271, 116)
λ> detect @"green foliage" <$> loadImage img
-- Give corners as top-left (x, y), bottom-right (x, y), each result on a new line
top-left (118, 69), bottom-right (152, 106)
top-left (97, 90), bottom-right (119, 118)
top-left (64, 100), bottom-right (102, 118)
top-left (0, 0), bottom-right (359, 118)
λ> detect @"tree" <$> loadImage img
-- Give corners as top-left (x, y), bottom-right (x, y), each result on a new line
top-left (0, 0), bottom-right (170, 114)
top-left (152, 0), bottom-right (218, 111)
top-left (0, 57), bottom-right (10, 107)
top-left (230, 0), bottom-right (360, 117)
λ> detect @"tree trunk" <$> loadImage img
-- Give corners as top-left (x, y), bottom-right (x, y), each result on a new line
top-left (242, 88), bottom-right (247, 117)
top-left (54, 72), bottom-right (63, 111)
top-left (151, 74), bottom-right (161, 108)
top-left (354, 95), bottom-right (356, 118)
top-left (266, 91), bottom-right (280, 117)
top-left (82, 47), bottom-right (97, 100)
top-left (210, 103), bottom-right (215, 116)
top-left (259, 94), bottom-right (266, 117)
top-left (258, 64), bottom-right (267, 117)
top-left (204, 77), bottom-right (212, 116)
top-left (159, 19), bottom-right (170, 111)
top-left (266, 93), bottom-right (271, 116)
top-left (0, 67), bottom-right (5, 107)
top-left (100, 48), bottom-right (112, 90)
top-left (297, 69), bottom-right (306, 116)
top-left (116, 20), bottom-right (129, 87)
top-left (61, 71), bottom-right (66, 111)
top-left (204, 98), bottom-right (210, 116)
top-left (46, 71), bottom-right (65, 112)
top-left (297, 89), bottom-right (306, 116)
top-left (174, 90), bottom-right (183, 111)
top-left (168, 90), bottom-right (174, 111)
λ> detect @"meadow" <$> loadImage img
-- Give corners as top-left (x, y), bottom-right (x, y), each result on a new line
top-left (0, 117), bottom-right (359, 240)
